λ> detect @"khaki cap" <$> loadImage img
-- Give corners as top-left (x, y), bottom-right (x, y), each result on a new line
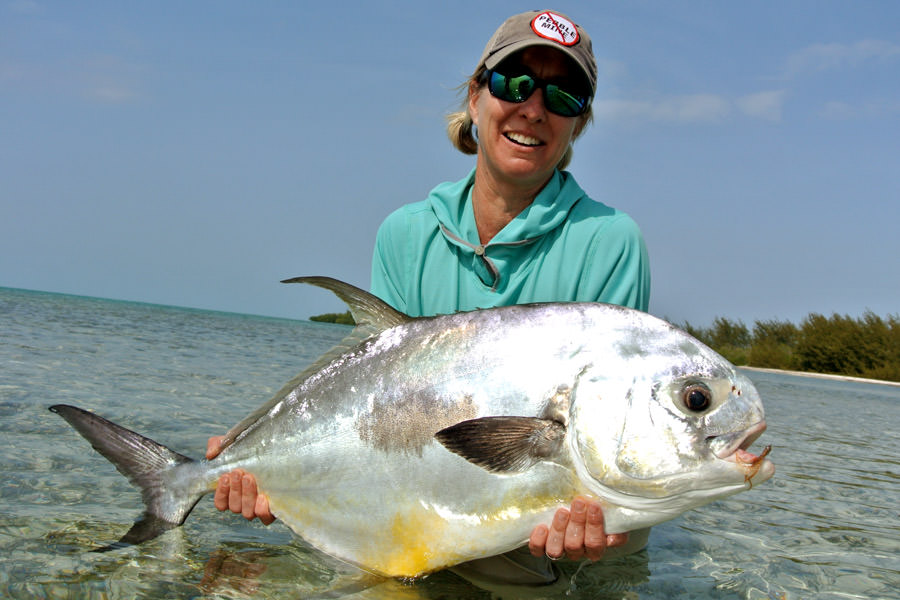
top-left (476, 10), bottom-right (597, 95)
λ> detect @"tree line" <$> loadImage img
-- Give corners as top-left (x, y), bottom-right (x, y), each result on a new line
top-left (680, 311), bottom-right (900, 383)
top-left (309, 311), bottom-right (355, 325)
top-left (310, 310), bottom-right (900, 383)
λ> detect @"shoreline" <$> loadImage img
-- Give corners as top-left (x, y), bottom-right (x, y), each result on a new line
top-left (740, 366), bottom-right (900, 388)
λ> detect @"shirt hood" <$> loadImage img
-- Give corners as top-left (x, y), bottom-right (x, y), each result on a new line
top-left (427, 169), bottom-right (588, 291)
top-left (428, 168), bottom-right (587, 248)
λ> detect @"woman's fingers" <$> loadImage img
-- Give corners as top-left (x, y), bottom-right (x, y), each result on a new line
top-left (241, 473), bottom-right (258, 520)
top-left (214, 473), bottom-right (230, 511)
top-left (528, 523), bottom-right (550, 557)
top-left (582, 499), bottom-right (609, 561)
top-left (527, 497), bottom-right (629, 562)
top-left (256, 493), bottom-right (275, 525)
top-left (212, 468), bottom-right (276, 524)
top-left (563, 497), bottom-right (588, 560)
top-left (206, 435), bottom-right (225, 460)
top-left (228, 470), bottom-right (245, 514)
top-left (544, 507), bottom-right (570, 559)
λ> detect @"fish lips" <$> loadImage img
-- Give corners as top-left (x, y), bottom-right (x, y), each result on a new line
top-left (710, 420), bottom-right (767, 458)
top-left (708, 420), bottom-right (775, 482)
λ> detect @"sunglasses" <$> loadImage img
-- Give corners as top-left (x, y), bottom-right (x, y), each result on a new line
top-left (483, 69), bottom-right (591, 118)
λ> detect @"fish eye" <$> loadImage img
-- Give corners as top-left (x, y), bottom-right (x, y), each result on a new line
top-left (682, 384), bottom-right (712, 412)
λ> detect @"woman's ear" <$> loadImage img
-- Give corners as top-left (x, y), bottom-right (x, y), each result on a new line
top-left (468, 79), bottom-right (481, 127)
top-left (573, 114), bottom-right (588, 139)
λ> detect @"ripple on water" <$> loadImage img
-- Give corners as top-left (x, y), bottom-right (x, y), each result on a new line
top-left (2, 290), bottom-right (899, 599)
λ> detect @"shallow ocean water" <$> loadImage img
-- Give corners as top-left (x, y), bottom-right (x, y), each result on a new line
top-left (1, 287), bottom-right (898, 599)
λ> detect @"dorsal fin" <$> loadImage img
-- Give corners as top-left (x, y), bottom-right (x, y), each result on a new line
top-left (282, 276), bottom-right (410, 337)
top-left (217, 277), bottom-right (412, 452)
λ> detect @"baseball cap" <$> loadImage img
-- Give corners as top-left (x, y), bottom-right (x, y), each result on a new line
top-left (476, 10), bottom-right (597, 96)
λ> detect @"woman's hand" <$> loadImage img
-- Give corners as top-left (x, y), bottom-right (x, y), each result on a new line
top-left (528, 497), bottom-right (628, 561)
top-left (207, 436), bottom-right (276, 525)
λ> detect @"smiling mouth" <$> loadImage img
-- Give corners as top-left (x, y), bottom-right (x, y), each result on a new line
top-left (504, 132), bottom-right (543, 147)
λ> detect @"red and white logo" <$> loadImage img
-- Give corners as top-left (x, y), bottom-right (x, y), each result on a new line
top-left (530, 11), bottom-right (580, 46)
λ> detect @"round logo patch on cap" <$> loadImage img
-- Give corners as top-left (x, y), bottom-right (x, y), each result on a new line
top-left (530, 11), bottom-right (580, 46)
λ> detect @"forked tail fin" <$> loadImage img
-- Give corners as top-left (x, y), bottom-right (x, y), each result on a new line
top-left (49, 404), bottom-right (207, 550)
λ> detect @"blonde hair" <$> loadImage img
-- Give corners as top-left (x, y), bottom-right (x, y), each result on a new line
top-left (445, 65), bottom-right (593, 171)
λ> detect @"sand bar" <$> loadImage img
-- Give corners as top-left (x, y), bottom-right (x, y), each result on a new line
top-left (740, 366), bottom-right (900, 388)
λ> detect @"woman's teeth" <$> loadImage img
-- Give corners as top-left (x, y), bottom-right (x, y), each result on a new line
top-left (505, 132), bottom-right (541, 146)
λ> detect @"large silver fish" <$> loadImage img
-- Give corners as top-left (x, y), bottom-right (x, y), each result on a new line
top-left (51, 277), bottom-right (774, 577)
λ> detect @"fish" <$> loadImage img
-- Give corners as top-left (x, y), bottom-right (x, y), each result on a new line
top-left (50, 276), bottom-right (774, 578)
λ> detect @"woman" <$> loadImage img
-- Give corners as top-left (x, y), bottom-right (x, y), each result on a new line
top-left (210, 9), bottom-right (651, 586)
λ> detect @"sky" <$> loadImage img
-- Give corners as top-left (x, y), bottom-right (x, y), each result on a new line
top-left (2, 1), bottom-right (898, 327)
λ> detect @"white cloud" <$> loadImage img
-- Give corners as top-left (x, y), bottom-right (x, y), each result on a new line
top-left (596, 91), bottom-right (790, 125)
top-left (1, 54), bottom-right (143, 103)
top-left (820, 98), bottom-right (900, 119)
top-left (7, 0), bottom-right (43, 15)
top-left (786, 39), bottom-right (900, 75)
top-left (86, 84), bottom-right (139, 103)
top-left (596, 58), bottom-right (628, 83)
top-left (78, 55), bottom-right (143, 103)
top-left (595, 94), bottom-right (731, 124)
top-left (736, 90), bottom-right (786, 122)
top-left (819, 101), bottom-right (854, 119)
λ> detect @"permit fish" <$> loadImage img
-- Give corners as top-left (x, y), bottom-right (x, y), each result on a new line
top-left (50, 276), bottom-right (774, 577)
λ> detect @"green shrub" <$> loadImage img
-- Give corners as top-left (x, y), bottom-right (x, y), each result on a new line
top-left (309, 311), bottom-right (355, 325)
top-left (681, 311), bottom-right (898, 382)
top-left (749, 319), bottom-right (798, 370)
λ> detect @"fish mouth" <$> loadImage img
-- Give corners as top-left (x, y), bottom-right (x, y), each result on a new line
top-left (708, 421), bottom-right (774, 484)
top-left (711, 420), bottom-right (768, 460)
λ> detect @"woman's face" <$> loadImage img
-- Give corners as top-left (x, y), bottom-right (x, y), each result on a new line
top-left (469, 46), bottom-right (587, 191)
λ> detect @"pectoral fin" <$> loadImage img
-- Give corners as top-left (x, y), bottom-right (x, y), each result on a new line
top-left (434, 416), bottom-right (566, 473)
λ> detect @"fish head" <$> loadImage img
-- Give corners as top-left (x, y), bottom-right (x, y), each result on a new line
top-left (569, 321), bottom-right (774, 508)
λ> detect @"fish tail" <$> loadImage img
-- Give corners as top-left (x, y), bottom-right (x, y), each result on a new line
top-left (49, 404), bottom-right (207, 550)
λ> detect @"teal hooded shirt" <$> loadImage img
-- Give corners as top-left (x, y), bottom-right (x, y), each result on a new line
top-left (370, 169), bottom-right (650, 317)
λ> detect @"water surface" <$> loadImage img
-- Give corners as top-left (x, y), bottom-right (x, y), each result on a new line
top-left (2, 287), bottom-right (898, 599)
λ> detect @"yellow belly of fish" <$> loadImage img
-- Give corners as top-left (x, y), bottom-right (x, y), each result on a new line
top-left (261, 467), bottom-right (581, 578)
top-left (285, 488), bottom-right (578, 576)
top-left (377, 485), bottom-right (583, 576)
top-left (373, 506), bottom-right (466, 577)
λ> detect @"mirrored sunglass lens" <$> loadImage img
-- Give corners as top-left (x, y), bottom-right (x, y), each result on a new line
top-left (545, 85), bottom-right (587, 117)
top-left (489, 72), bottom-right (535, 103)
top-left (506, 74), bottom-right (536, 102)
